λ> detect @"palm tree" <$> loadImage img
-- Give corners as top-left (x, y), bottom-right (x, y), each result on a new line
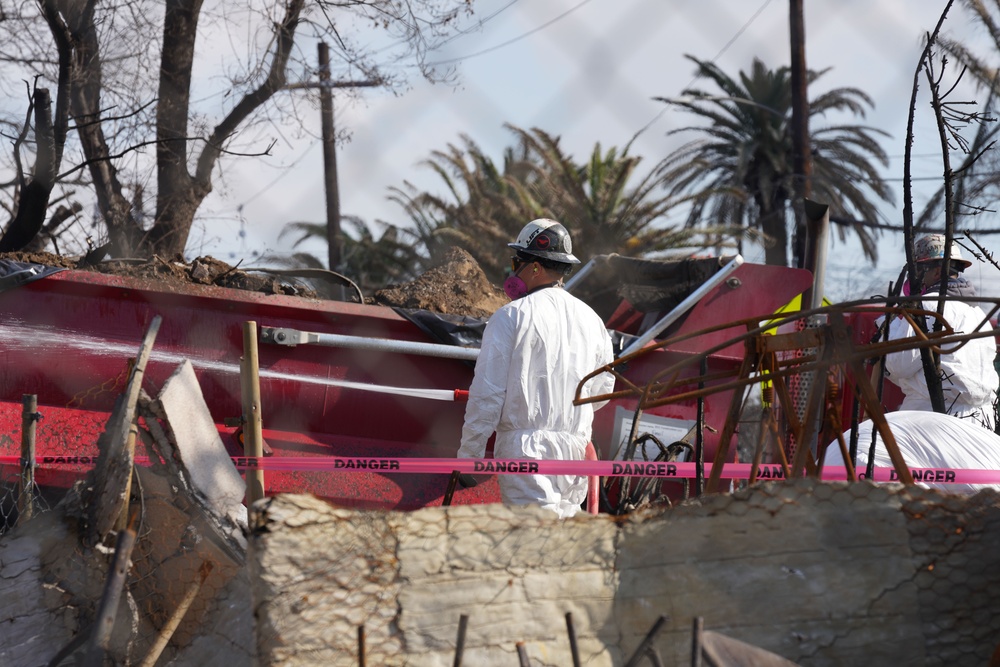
top-left (386, 135), bottom-right (537, 281)
top-left (393, 124), bottom-right (742, 284)
top-left (655, 55), bottom-right (894, 267)
top-left (275, 216), bottom-right (424, 294)
top-left (508, 126), bottom-right (734, 259)
top-left (915, 86), bottom-right (1000, 233)
top-left (932, 2), bottom-right (1000, 231)
top-left (938, 1), bottom-right (1000, 93)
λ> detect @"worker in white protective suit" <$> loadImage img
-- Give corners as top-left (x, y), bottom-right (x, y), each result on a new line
top-left (824, 411), bottom-right (1000, 494)
top-left (881, 234), bottom-right (998, 430)
top-left (457, 219), bottom-right (616, 518)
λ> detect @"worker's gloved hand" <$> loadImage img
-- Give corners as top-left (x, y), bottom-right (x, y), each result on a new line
top-left (457, 473), bottom-right (479, 488)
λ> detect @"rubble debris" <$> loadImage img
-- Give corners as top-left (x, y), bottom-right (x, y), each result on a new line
top-left (372, 246), bottom-right (509, 318)
top-left (156, 360), bottom-right (249, 538)
top-left (0, 356), bottom-right (253, 666)
top-left (0, 251), bottom-right (316, 298)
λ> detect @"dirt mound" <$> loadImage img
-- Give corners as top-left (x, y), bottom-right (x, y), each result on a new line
top-left (1, 246), bottom-right (509, 318)
top-left (372, 247), bottom-right (508, 319)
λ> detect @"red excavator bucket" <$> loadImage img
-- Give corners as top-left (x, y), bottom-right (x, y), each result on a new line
top-left (0, 254), bottom-right (813, 513)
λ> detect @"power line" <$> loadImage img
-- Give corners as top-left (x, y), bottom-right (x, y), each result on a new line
top-left (633, 0), bottom-right (775, 139)
top-left (367, 0), bottom-right (521, 59)
top-left (884, 176), bottom-right (952, 182)
top-left (433, 0), bottom-right (521, 50)
top-left (425, 0), bottom-right (598, 67)
top-left (238, 140), bottom-right (320, 209)
top-left (227, 1), bottom-right (553, 217)
top-left (831, 216), bottom-right (1000, 235)
top-left (706, 0), bottom-right (776, 68)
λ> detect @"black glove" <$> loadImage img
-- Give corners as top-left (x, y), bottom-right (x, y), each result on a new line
top-left (457, 473), bottom-right (479, 488)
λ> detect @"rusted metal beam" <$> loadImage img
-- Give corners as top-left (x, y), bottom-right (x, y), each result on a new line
top-left (847, 357), bottom-right (913, 485)
top-left (581, 299), bottom-right (997, 491)
top-left (705, 346), bottom-right (758, 494)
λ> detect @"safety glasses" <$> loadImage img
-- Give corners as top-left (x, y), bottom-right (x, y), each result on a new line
top-left (510, 256), bottom-right (527, 273)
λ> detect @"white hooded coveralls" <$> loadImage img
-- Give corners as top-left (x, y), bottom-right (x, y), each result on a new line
top-left (824, 411), bottom-right (1000, 494)
top-left (458, 286), bottom-right (615, 518)
top-left (884, 292), bottom-right (998, 429)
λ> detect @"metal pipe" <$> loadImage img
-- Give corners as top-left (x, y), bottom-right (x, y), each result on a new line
top-left (623, 615), bottom-right (669, 667)
top-left (453, 614), bottom-right (468, 667)
top-left (516, 642), bottom-right (531, 667)
top-left (261, 327), bottom-right (480, 362)
top-left (618, 255), bottom-right (744, 358)
top-left (443, 471), bottom-right (460, 507)
top-left (565, 612), bottom-right (581, 667)
top-left (696, 359), bottom-right (706, 497)
top-left (802, 199), bottom-right (830, 310)
top-left (691, 617), bottom-right (704, 667)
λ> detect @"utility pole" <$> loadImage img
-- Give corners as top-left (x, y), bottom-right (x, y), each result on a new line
top-left (789, 0), bottom-right (812, 270)
top-left (285, 45), bottom-right (379, 275)
top-left (318, 42), bottom-right (340, 272)
top-left (788, 0), bottom-right (826, 465)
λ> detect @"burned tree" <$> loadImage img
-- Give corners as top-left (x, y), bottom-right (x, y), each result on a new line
top-left (0, 0), bottom-right (474, 257)
top-left (895, 0), bottom-right (997, 416)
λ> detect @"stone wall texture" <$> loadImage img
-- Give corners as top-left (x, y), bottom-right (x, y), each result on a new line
top-left (248, 478), bottom-right (1000, 667)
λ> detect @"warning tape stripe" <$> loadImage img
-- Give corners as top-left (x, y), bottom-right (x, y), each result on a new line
top-left (0, 455), bottom-right (992, 484)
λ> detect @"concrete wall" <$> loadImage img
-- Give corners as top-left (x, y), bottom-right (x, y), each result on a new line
top-left (249, 479), bottom-right (1000, 666)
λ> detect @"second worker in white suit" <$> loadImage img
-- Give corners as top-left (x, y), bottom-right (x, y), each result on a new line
top-left (883, 234), bottom-right (998, 430)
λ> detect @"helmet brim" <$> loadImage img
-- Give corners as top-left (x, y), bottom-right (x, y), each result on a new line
top-left (917, 257), bottom-right (972, 270)
top-left (508, 243), bottom-right (580, 264)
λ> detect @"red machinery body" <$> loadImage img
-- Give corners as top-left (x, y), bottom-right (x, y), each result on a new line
top-left (0, 261), bottom-right (813, 510)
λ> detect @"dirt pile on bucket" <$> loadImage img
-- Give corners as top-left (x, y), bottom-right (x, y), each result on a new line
top-left (372, 246), bottom-right (508, 318)
top-left (1, 246), bottom-right (508, 317)
top-left (0, 250), bottom-right (311, 296)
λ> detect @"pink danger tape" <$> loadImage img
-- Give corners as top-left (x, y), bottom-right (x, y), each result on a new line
top-left (1, 455), bottom-right (996, 484)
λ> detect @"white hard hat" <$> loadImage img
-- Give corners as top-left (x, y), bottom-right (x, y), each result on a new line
top-left (507, 218), bottom-right (580, 264)
top-left (914, 234), bottom-right (972, 270)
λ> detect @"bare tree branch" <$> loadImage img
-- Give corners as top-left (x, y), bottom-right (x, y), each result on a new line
top-left (195, 0), bottom-right (304, 185)
top-left (57, 136), bottom-right (277, 181)
top-left (1, 0), bottom-right (477, 258)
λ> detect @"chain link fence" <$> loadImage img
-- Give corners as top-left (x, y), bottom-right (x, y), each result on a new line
top-left (4, 4), bottom-right (1000, 665)
top-left (0, 468), bottom-right (54, 534)
top-left (1, 2), bottom-right (997, 298)
top-left (296, 0), bottom-right (1000, 302)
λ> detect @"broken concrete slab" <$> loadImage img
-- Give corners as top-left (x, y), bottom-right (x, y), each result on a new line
top-left (157, 359), bottom-right (247, 533)
top-left (0, 495), bottom-right (84, 666)
top-left (0, 456), bottom-right (252, 665)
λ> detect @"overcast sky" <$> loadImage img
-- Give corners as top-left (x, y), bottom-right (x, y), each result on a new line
top-left (188, 0), bottom-right (1000, 301)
